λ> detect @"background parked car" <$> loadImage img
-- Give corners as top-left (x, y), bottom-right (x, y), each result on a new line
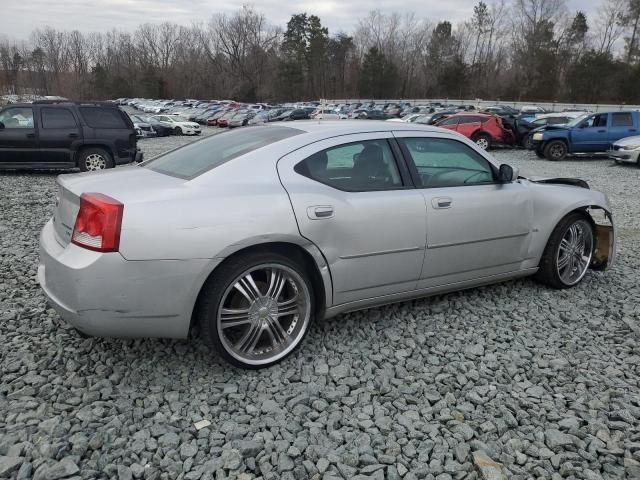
top-left (151, 114), bottom-right (201, 135)
top-left (530, 111), bottom-right (640, 160)
top-left (435, 113), bottom-right (515, 150)
top-left (0, 101), bottom-right (140, 170)
top-left (609, 135), bottom-right (640, 166)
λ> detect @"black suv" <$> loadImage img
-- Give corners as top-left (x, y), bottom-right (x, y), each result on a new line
top-left (0, 101), bottom-right (142, 171)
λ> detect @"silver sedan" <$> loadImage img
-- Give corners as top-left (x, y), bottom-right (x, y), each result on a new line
top-left (609, 135), bottom-right (640, 166)
top-left (39, 121), bottom-right (616, 368)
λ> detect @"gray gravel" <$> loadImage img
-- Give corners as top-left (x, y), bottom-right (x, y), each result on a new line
top-left (1, 136), bottom-right (639, 480)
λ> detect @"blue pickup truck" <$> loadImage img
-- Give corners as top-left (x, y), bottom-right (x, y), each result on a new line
top-left (530, 111), bottom-right (640, 160)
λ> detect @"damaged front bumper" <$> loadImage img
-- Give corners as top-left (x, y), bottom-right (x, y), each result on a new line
top-left (588, 207), bottom-right (616, 271)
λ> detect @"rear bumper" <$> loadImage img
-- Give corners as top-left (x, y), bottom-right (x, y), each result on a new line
top-left (38, 219), bottom-right (211, 339)
top-left (608, 149), bottom-right (640, 164)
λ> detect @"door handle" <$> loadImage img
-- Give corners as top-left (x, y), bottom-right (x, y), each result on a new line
top-left (26, 133), bottom-right (35, 138)
top-left (68, 133), bottom-right (79, 138)
top-left (432, 197), bottom-right (452, 209)
top-left (597, 129), bottom-right (606, 133)
top-left (629, 129), bottom-right (637, 132)
top-left (307, 206), bottom-right (334, 219)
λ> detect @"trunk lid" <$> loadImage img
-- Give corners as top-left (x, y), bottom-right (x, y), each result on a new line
top-left (52, 166), bottom-right (185, 247)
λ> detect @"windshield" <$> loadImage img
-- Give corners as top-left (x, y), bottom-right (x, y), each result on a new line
top-left (144, 126), bottom-right (303, 179)
top-left (566, 113), bottom-right (590, 127)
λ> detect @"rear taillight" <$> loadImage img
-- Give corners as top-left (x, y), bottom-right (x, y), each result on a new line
top-left (72, 193), bottom-right (123, 252)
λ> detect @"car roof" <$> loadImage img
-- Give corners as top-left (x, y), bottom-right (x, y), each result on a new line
top-left (266, 120), bottom-right (445, 136)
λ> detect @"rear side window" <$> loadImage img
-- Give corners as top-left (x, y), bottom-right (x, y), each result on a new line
top-left (41, 108), bottom-right (77, 129)
top-left (145, 126), bottom-right (303, 180)
top-left (612, 112), bottom-right (633, 127)
top-left (294, 139), bottom-right (403, 192)
top-left (80, 107), bottom-right (127, 129)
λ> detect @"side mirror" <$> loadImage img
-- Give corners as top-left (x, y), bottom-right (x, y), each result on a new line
top-left (498, 164), bottom-right (518, 183)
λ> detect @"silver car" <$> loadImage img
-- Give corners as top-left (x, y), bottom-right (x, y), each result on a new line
top-left (609, 135), bottom-right (640, 166)
top-left (39, 121), bottom-right (616, 368)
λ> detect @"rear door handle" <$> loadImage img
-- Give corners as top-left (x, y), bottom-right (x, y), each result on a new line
top-left (432, 197), bottom-right (452, 209)
top-left (597, 129), bottom-right (606, 133)
top-left (307, 206), bottom-right (334, 219)
top-left (629, 129), bottom-right (637, 132)
top-left (68, 133), bottom-right (79, 138)
top-left (26, 133), bottom-right (35, 138)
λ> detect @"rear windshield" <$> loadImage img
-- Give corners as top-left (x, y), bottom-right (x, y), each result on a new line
top-left (144, 126), bottom-right (303, 179)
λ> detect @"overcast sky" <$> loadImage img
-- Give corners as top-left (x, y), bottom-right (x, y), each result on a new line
top-left (2, 0), bottom-right (599, 40)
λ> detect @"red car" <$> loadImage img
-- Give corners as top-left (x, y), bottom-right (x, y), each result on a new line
top-left (435, 113), bottom-right (515, 150)
top-left (216, 111), bottom-right (237, 128)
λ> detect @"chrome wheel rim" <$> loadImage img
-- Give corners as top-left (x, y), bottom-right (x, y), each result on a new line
top-left (549, 143), bottom-right (565, 159)
top-left (85, 154), bottom-right (106, 171)
top-left (217, 264), bottom-right (311, 366)
top-left (557, 220), bottom-right (593, 286)
top-left (476, 137), bottom-right (489, 150)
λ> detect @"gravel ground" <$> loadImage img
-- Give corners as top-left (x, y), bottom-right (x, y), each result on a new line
top-left (1, 134), bottom-right (639, 480)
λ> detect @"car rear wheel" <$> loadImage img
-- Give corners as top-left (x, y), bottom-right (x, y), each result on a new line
top-left (535, 213), bottom-right (594, 289)
top-left (174, 127), bottom-right (182, 136)
top-left (544, 140), bottom-right (567, 161)
top-left (78, 148), bottom-right (113, 171)
top-left (198, 252), bottom-right (314, 369)
top-left (473, 133), bottom-right (491, 150)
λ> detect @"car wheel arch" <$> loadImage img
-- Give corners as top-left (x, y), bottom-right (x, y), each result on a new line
top-left (189, 241), bottom-right (331, 333)
top-left (75, 144), bottom-right (115, 167)
top-left (536, 204), bottom-right (613, 271)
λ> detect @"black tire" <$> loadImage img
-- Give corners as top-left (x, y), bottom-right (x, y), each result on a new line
top-left (535, 212), bottom-right (594, 289)
top-left (544, 140), bottom-right (567, 161)
top-left (473, 133), bottom-right (491, 150)
top-left (534, 148), bottom-right (545, 158)
top-left (78, 147), bottom-right (113, 172)
top-left (174, 127), bottom-right (182, 136)
top-left (198, 251), bottom-right (315, 369)
top-left (522, 134), bottom-right (533, 150)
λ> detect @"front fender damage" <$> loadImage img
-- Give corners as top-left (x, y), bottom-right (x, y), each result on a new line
top-left (586, 207), bottom-right (615, 271)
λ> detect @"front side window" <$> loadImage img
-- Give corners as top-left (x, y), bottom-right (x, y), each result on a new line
top-left (398, 137), bottom-right (495, 188)
top-left (0, 107), bottom-right (34, 128)
top-left (612, 112), bottom-right (633, 127)
top-left (582, 114), bottom-right (608, 128)
top-left (438, 117), bottom-right (459, 126)
top-left (295, 139), bottom-right (403, 192)
top-left (145, 126), bottom-right (303, 180)
top-left (41, 108), bottom-right (77, 129)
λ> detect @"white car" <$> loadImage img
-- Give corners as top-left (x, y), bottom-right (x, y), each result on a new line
top-left (152, 115), bottom-right (201, 136)
top-left (310, 109), bottom-right (346, 120)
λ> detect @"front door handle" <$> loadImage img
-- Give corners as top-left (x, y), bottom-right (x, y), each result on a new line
top-left (432, 197), bottom-right (452, 209)
top-left (597, 129), bottom-right (606, 133)
top-left (26, 133), bottom-right (35, 138)
top-left (68, 132), bottom-right (79, 138)
top-left (307, 206), bottom-right (334, 219)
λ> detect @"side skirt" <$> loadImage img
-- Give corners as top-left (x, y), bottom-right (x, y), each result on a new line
top-left (323, 268), bottom-right (538, 319)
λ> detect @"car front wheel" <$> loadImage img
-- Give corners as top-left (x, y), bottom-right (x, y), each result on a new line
top-left (198, 251), bottom-right (314, 369)
top-left (535, 213), bottom-right (594, 289)
top-left (174, 127), bottom-right (182, 136)
top-left (544, 140), bottom-right (567, 161)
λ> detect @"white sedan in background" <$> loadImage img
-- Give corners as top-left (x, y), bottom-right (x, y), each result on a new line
top-left (609, 135), bottom-right (640, 166)
top-left (151, 114), bottom-right (201, 136)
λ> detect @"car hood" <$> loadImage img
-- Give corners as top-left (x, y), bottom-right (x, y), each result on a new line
top-left (531, 124), bottom-right (569, 134)
top-left (523, 176), bottom-right (589, 189)
top-left (613, 135), bottom-right (640, 146)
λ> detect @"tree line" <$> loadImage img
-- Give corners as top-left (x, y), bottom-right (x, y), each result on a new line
top-left (1, 0), bottom-right (640, 104)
